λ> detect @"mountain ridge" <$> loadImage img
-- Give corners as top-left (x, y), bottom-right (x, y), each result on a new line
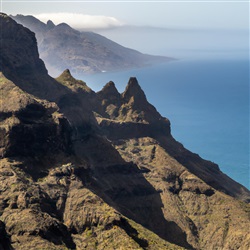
top-left (11, 14), bottom-right (172, 76)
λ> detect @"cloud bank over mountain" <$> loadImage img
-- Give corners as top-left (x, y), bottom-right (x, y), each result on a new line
top-left (34, 12), bottom-right (124, 30)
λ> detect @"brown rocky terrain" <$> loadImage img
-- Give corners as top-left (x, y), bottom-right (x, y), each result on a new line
top-left (0, 13), bottom-right (250, 250)
top-left (11, 14), bottom-right (171, 76)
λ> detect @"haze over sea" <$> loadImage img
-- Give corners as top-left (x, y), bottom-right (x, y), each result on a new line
top-left (79, 57), bottom-right (249, 189)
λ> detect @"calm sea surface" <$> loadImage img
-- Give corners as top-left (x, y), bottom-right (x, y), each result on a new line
top-left (78, 59), bottom-right (249, 189)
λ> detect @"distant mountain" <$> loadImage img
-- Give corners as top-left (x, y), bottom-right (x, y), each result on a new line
top-left (11, 14), bottom-right (172, 76)
top-left (1, 13), bottom-right (250, 250)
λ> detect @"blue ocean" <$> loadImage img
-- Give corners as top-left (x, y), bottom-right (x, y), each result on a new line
top-left (78, 59), bottom-right (249, 189)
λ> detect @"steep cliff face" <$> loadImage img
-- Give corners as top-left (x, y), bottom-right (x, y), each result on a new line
top-left (0, 13), bottom-right (250, 250)
top-left (0, 15), bottom-right (47, 83)
top-left (0, 73), bottom-right (73, 176)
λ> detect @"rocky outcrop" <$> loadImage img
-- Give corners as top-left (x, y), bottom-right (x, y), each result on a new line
top-left (96, 77), bottom-right (171, 140)
top-left (0, 13), bottom-right (250, 250)
top-left (96, 77), bottom-right (250, 203)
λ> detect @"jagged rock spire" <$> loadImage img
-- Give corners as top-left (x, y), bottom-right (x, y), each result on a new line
top-left (122, 77), bottom-right (147, 104)
top-left (97, 81), bottom-right (121, 111)
top-left (58, 69), bottom-right (73, 79)
top-left (56, 69), bottom-right (93, 93)
top-left (47, 20), bottom-right (55, 29)
top-left (56, 69), bottom-right (75, 83)
top-left (100, 81), bottom-right (120, 96)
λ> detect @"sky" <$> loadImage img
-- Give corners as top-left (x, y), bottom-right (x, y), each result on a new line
top-left (1, 0), bottom-right (249, 58)
top-left (2, 0), bottom-right (249, 29)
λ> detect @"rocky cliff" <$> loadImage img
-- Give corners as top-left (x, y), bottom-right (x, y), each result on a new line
top-left (11, 14), bottom-right (171, 76)
top-left (0, 13), bottom-right (250, 250)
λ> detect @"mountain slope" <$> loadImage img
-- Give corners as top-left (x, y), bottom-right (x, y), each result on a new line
top-left (0, 13), bottom-right (250, 250)
top-left (11, 14), bottom-right (171, 76)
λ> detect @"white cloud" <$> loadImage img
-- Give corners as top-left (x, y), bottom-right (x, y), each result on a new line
top-left (34, 12), bottom-right (124, 30)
